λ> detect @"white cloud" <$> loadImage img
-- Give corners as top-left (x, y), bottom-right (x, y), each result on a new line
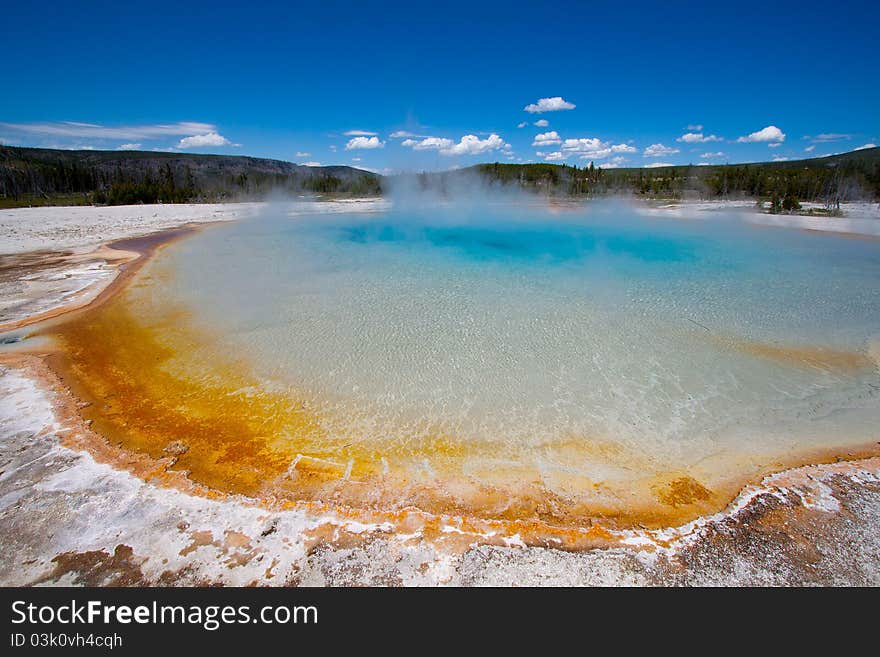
top-left (0, 120), bottom-right (217, 141)
top-left (736, 125), bottom-right (785, 143)
top-left (644, 162), bottom-right (674, 168)
top-left (772, 156), bottom-right (789, 162)
top-left (48, 144), bottom-right (97, 151)
top-left (343, 130), bottom-right (377, 136)
top-left (345, 136), bottom-right (384, 150)
top-left (524, 96), bottom-right (576, 113)
top-left (600, 156), bottom-right (627, 169)
top-left (534, 119), bottom-right (549, 127)
top-left (302, 161), bottom-right (323, 167)
top-left (677, 132), bottom-right (722, 143)
top-left (804, 145), bottom-right (815, 152)
top-left (517, 122), bottom-right (527, 128)
top-left (643, 143), bottom-right (680, 157)
top-left (532, 131), bottom-right (562, 146)
top-left (854, 143), bottom-right (877, 151)
top-left (700, 151), bottom-right (725, 159)
top-left (329, 145), bottom-right (337, 152)
top-left (560, 137), bottom-right (636, 160)
top-left (389, 130), bottom-right (423, 138)
top-left (440, 134), bottom-right (507, 156)
top-left (402, 134), bottom-right (507, 156)
top-left (116, 143), bottom-right (141, 150)
top-left (686, 124), bottom-right (703, 131)
top-left (295, 151), bottom-right (311, 158)
top-left (401, 136), bottom-right (454, 150)
top-left (767, 142), bottom-right (782, 148)
top-left (537, 151), bottom-right (566, 161)
top-left (177, 132), bottom-right (232, 148)
top-left (3, 120), bottom-right (239, 152)
top-left (804, 133), bottom-right (852, 143)
top-left (351, 157), bottom-right (362, 162)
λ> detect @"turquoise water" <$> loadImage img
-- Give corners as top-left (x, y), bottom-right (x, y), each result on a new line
top-left (150, 202), bottom-right (880, 482)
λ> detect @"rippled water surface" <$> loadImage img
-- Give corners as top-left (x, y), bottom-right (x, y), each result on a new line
top-left (131, 202), bottom-right (880, 502)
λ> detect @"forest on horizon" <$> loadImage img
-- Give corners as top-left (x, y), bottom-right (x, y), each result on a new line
top-left (1, 144), bottom-right (878, 211)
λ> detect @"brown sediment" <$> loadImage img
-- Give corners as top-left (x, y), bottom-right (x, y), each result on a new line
top-left (37, 545), bottom-right (149, 587)
top-left (799, 227), bottom-right (880, 242)
top-left (654, 476), bottom-right (713, 508)
top-left (715, 336), bottom-right (876, 372)
top-left (3, 221), bottom-right (880, 553)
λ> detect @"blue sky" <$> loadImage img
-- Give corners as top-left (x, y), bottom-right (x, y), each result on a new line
top-left (2, 0), bottom-right (878, 172)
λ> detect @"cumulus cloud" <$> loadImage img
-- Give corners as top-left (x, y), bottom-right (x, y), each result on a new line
top-left (854, 143), bottom-right (877, 151)
top-left (402, 133), bottom-right (507, 156)
top-left (736, 125), bottom-right (785, 143)
top-left (401, 136), bottom-right (454, 151)
top-left (345, 136), bottom-right (385, 150)
top-left (686, 124), bottom-right (703, 131)
top-left (767, 142), bottom-right (782, 148)
top-left (441, 134), bottom-right (507, 156)
top-left (302, 161), bottom-right (322, 167)
top-left (532, 131), bottom-right (562, 146)
top-left (177, 132), bottom-right (232, 148)
top-left (116, 143), bottom-right (141, 150)
top-left (389, 130), bottom-right (423, 138)
top-left (677, 132), bottom-right (722, 143)
top-left (534, 119), bottom-right (549, 127)
top-left (700, 151), bottom-right (725, 159)
top-left (537, 151), bottom-right (566, 161)
top-left (643, 143), bottom-right (680, 157)
top-left (517, 122), bottom-right (527, 128)
top-left (772, 156), bottom-right (789, 162)
top-left (560, 137), bottom-right (636, 160)
top-left (600, 156), bottom-right (628, 169)
top-left (524, 96), bottom-right (576, 113)
top-left (343, 130), bottom-right (377, 136)
top-left (644, 162), bottom-right (674, 168)
top-left (295, 151), bottom-right (311, 158)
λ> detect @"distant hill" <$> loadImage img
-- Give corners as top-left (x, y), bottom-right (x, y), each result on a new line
top-left (444, 148), bottom-right (880, 206)
top-left (2, 144), bottom-right (878, 209)
top-left (454, 147), bottom-right (880, 205)
top-left (0, 146), bottom-right (381, 207)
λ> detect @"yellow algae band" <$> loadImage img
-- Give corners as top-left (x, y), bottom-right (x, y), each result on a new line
top-left (32, 218), bottom-right (880, 544)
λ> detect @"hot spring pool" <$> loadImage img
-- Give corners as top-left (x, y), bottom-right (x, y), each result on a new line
top-left (52, 202), bottom-right (880, 530)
